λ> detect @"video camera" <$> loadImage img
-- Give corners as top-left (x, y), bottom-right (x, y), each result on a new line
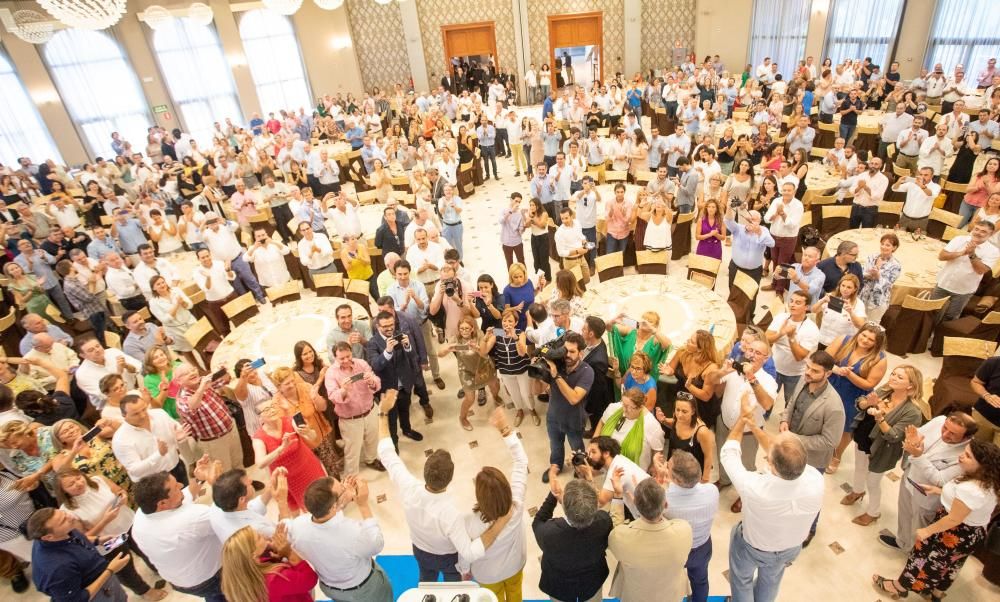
top-left (526, 335), bottom-right (568, 384)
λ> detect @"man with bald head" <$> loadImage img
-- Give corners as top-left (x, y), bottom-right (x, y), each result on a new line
top-left (173, 362), bottom-right (243, 471)
top-left (722, 407), bottom-right (824, 602)
top-left (724, 204), bottom-right (775, 321)
top-left (18, 313), bottom-right (72, 355)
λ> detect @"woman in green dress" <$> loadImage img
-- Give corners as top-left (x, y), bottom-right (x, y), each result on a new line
top-left (607, 310), bottom-right (672, 382)
top-left (4, 261), bottom-right (53, 317)
top-left (143, 345), bottom-right (180, 419)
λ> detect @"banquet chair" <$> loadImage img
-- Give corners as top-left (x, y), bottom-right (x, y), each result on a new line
top-left (816, 121), bottom-right (838, 148)
top-left (819, 205), bottom-right (851, 239)
top-left (881, 294), bottom-right (950, 356)
top-left (754, 298), bottom-right (786, 332)
top-left (390, 176), bottom-right (411, 193)
top-left (312, 272), bottom-right (345, 297)
top-left (809, 147), bottom-right (830, 162)
top-left (891, 163), bottom-right (911, 180)
top-left (595, 252), bottom-right (624, 281)
top-left (248, 211), bottom-right (276, 239)
top-left (186, 288), bottom-right (208, 323)
top-left (877, 201), bottom-right (903, 227)
top-left (727, 269), bottom-right (760, 329)
top-left (356, 190), bottom-right (379, 206)
top-left (104, 330), bottom-right (122, 350)
top-left (941, 181), bottom-right (968, 213)
top-left (0, 307), bottom-right (22, 358)
top-left (927, 208), bottom-right (962, 239)
top-left (671, 212), bottom-right (695, 260)
top-left (941, 226), bottom-right (964, 242)
top-left (689, 272), bottom-right (715, 289)
top-left (457, 162), bottom-right (475, 199)
top-left (885, 144), bottom-right (897, 166)
top-left (345, 279), bottom-right (373, 316)
top-left (634, 171), bottom-right (655, 186)
top-left (809, 192), bottom-right (838, 226)
top-left (636, 250), bottom-right (668, 275)
top-left (222, 292), bottom-right (259, 328)
top-left (265, 280), bottom-right (303, 305)
top-left (655, 108), bottom-right (671, 133)
top-left (596, 128), bottom-right (610, 137)
top-left (605, 171), bottom-right (628, 183)
top-left (928, 336), bottom-right (997, 416)
top-left (930, 311), bottom-right (1000, 356)
top-left (852, 126), bottom-right (880, 157)
top-left (183, 316), bottom-right (222, 373)
top-left (686, 255), bottom-right (721, 288)
top-left (565, 264), bottom-right (586, 291)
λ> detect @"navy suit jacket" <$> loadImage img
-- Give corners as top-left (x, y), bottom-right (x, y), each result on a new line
top-left (367, 330), bottom-right (421, 392)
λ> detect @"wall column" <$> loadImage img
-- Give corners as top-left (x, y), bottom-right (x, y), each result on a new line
top-left (115, 13), bottom-right (178, 133)
top-left (209, 0), bottom-right (261, 121)
top-left (511, 0), bottom-right (531, 101)
top-left (803, 0), bottom-right (830, 66)
top-left (398, 0), bottom-right (429, 93)
top-left (623, 0), bottom-right (641, 76)
top-left (291, 2), bottom-right (364, 97)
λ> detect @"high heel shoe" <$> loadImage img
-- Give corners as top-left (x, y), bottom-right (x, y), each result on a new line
top-left (840, 491), bottom-right (865, 505)
top-left (825, 457), bottom-right (841, 474)
top-left (852, 512), bottom-right (879, 526)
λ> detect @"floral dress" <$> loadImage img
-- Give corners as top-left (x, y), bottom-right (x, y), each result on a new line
top-left (69, 437), bottom-right (133, 504)
top-left (859, 253), bottom-right (902, 312)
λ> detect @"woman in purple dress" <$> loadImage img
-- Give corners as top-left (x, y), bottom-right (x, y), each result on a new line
top-left (694, 198), bottom-right (726, 259)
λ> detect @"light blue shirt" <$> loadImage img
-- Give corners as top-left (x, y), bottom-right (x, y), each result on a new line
top-left (361, 144), bottom-right (387, 174)
top-left (20, 324), bottom-right (72, 355)
top-left (296, 201), bottom-right (326, 232)
top-left (724, 217), bottom-right (774, 269)
top-left (15, 249), bottom-right (58, 289)
top-left (114, 218), bottom-right (147, 254)
top-left (647, 136), bottom-right (668, 169)
top-left (531, 173), bottom-right (555, 205)
top-left (666, 482), bottom-right (720, 548)
top-left (787, 264), bottom-right (826, 305)
top-left (439, 197), bottom-right (463, 225)
top-left (476, 125), bottom-right (496, 147)
top-left (542, 132), bottom-right (562, 157)
top-left (387, 281), bottom-right (429, 322)
top-left (87, 236), bottom-right (120, 260)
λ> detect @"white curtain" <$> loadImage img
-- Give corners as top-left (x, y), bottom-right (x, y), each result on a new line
top-left (925, 0), bottom-right (1000, 72)
top-left (0, 49), bottom-right (62, 166)
top-left (748, 0), bottom-right (811, 79)
top-left (822, 0), bottom-right (904, 68)
top-left (44, 29), bottom-right (152, 160)
top-left (153, 18), bottom-right (242, 145)
top-left (239, 9), bottom-right (311, 116)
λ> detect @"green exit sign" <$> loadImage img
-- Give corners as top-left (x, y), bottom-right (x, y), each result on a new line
top-left (153, 105), bottom-right (168, 113)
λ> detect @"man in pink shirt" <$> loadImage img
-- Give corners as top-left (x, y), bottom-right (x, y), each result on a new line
top-left (325, 341), bottom-right (385, 475)
top-left (229, 180), bottom-right (257, 233)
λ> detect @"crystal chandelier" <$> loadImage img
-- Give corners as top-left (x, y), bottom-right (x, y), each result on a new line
top-left (36, 0), bottom-right (128, 30)
top-left (262, 0), bottom-right (304, 15)
top-left (314, 0), bottom-right (345, 9)
top-left (12, 9), bottom-right (53, 44)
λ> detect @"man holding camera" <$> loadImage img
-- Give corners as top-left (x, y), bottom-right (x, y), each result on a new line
top-left (766, 290), bottom-right (820, 400)
top-left (540, 332), bottom-right (594, 484)
top-left (785, 246), bottom-right (826, 305)
top-left (368, 311), bottom-right (425, 447)
top-left (710, 339), bottom-right (777, 513)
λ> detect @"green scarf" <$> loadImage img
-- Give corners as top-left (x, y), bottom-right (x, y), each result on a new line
top-left (601, 407), bottom-right (645, 465)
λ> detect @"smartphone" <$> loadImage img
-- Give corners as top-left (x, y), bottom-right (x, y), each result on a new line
top-left (292, 412), bottom-right (307, 428)
top-left (451, 343), bottom-right (471, 351)
top-left (346, 372), bottom-right (366, 384)
top-left (110, 494), bottom-right (123, 510)
top-left (493, 327), bottom-right (507, 338)
top-left (907, 477), bottom-right (927, 496)
top-left (827, 296), bottom-right (845, 314)
top-left (101, 533), bottom-right (128, 554)
top-left (468, 290), bottom-right (483, 298)
top-left (249, 357), bottom-right (266, 370)
top-left (81, 426), bottom-right (102, 444)
top-left (621, 317), bottom-right (639, 328)
top-left (211, 368), bottom-right (228, 382)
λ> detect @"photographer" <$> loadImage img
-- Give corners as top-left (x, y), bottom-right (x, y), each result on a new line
top-left (784, 246), bottom-right (826, 305)
top-left (709, 339), bottom-right (776, 512)
top-left (539, 332), bottom-right (593, 484)
top-left (723, 204), bottom-right (774, 295)
top-left (367, 311), bottom-right (424, 447)
top-left (429, 264), bottom-right (478, 341)
top-left (527, 300), bottom-right (583, 346)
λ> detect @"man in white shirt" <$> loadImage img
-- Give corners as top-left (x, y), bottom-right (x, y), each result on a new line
top-left (848, 157), bottom-right (889, 228)
top-left (893, 166), bottom-right (942, 232)
top-left (201, 212), bottom-right (265, 303)
top-left (766, 290), bottom-right (820, 400)
top-left (969, 109), bottom-right (1000, 149)
top-left (376, 391), bottom-right (512, 582)
top-left (286, 473), bottom-right (393, 601)
top-left (917, 123), bottom-right (954, 178)
top-left (879, 103), bottom-right (914, 161)
top-left (312, 149), bottom-right (341, 197)
top-left (576, 435), bottom-right (651, 519)
top-left (941, 100), bottom-right (971, 141)
top-left (103, 251), bottom-right (147, 311)
top-left (572, 176), bottom-right (600, 267)
top-left (294, 188), bottom-right (330, 236)
top-left (111, 394), bottom-right (187, 483)
top-left (894, 115), bottom-right (927, 173)
top-left (755, 57), bottom-right (772, 79)
top-left (405, 228), bottom-right (446, 295)
top-left (296, 221), bottom-right (336, 276)
top-left (762, 182), bottom-right (804, 295)
top-left (663, 450), bottom-right (720, 601)
top-left (665, 124), bottom-right (691, 177)
top-left (554, 206), bottom-right (591, 285)
top-left (209, 468), bottom-right (289, 541)
top-left (23, 334), bottom-right (79, 390)
top-left (74, 336), bottom-right (142, 408)
top-left (932, 221), bottom-right (1000, 320)
top-left (404, 207), bottom-right (440, 249)
top-left (722, 414), bottom-right (823, 599)
top-left (192, 248), bottom-right (236, 336)
top-left (132, 457), bottom-right (223, 599)
top-left (214, 156), bottom-right (239, 196)
top-left (132, 244), bottom-right (180, 299)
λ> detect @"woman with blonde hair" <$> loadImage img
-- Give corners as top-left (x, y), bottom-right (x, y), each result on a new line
top-left (824, 322), bottom-right (888, 473)
top-left (813, 273), bottom-right (867, 348)
top-left (3, 262), bottom-right (53, 318)
top-left (221, 524), bottom-right (317, 602)
top-left (663, 329), bottom-right (721, 427)
top-left (614, 351), bottom-right (657, 410)
top-left (439, 316), bottom-right (500, 430)
top-left (370, 158), bottom-right (393, 203)
top-left (252, 401), bottom-right (324, 513)
top-left (503, 262), bottom-right (542, 331)
top-left (51, 417), bottom-right (130, 500)
top-left (841, 364), bottom-right (925, 526)
top-left (142, 345), bottom-right (180, 419)
top-left (270, 366), bottom-right (342, 479)
top-left (484, 308), bottom-right (538, 427)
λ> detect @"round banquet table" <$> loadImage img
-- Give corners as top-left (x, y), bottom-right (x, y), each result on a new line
top-left (578, 274), bottom-right (737, 355)
top-left (754, 162), bottom-right (842, 192)
top-left (315, 141), bottom-right (352, 162)
top-left (210, 297), bottom-right (369, 370)
top-left (712, 120), bottom-right (778, 142)
top-left (824, 228), bottom-right (945, 305)
top-left (166, 251), bottom-right (200, 285)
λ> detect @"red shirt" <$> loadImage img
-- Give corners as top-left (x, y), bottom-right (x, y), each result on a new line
top-left (265, 561), bottom-right (317, 602)
top-left (266, 119), bottom-right (282, 135)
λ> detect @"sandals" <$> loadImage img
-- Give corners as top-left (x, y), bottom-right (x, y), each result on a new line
top-left (531, 410), bottom-right (541, 426)
top-left (872, 575), bottom-right (908, 599)
top-left (460, 417), bottom-right (473, 431)
top-left (825, 457), bottom-right (841, 474)
top-left (852, 513), bottom-right (880, 526)
top-left (840, 491), bottom-right (865, 505)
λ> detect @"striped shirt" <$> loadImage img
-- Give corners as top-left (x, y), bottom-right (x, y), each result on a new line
top-left (665, 482), bottom-right (719, 547)
top-left (490, 333), bottom-right (530, 375)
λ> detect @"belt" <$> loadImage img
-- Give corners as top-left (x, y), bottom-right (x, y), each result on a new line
top-left (902, 213), bottom-right (930, 220)
top-left (588, 163), bottom-right (605, 167)
top-left (198, 426), bottom-right (233, 442)
top-left (898, 152), bottom-right (918, 157)
top-left (443, 221), bottom-right (462, 226)
top-left (340, 404), bottom-right (375, 421)
top-left (324, 562), bottom-right (375, 592)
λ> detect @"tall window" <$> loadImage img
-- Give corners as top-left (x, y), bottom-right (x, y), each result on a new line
top-left (153, 18), bottom-right (242, 145)
top-left (45, 29), bottom-right (152, 160)
top-left (925, 0), bottom-right (1000, 72)
top-left (748, 0), bottom-right (811, 79)
top-left (239, 9), bottom-right (311, 115)
top-left (823, 0), bottom-right (904, 67)
top-left (0, 48), bottom-right (61, 166)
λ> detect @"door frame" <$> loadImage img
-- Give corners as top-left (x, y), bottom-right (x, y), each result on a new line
top-left (547, 11), bottom-right (603, 84)
top-left (440, 21), bottom-right (499, 75)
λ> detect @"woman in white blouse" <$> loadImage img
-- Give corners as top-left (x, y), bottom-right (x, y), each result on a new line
top-left (244, 229), bottom-right (291, 288)
top-left (147, 275), bottom-right (196, 354)
top-left (812, 273), bottom-right (867, 348)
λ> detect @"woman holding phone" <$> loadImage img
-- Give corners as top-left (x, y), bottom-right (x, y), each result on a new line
top-left (252, 401), bottom-right (324, 514)
top-left (438, 316), bottom-right (500, 431)
top-left (484, 308), bottom-right (537, 427)
top-left (54, 468), bottom-right (167, 600)
top-left (270, 366), bottom-right (342, 479)
top-left (50, 418), bottom-right (130, 502)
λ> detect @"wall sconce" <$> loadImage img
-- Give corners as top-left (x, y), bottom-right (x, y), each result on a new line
top-left (30, 88), bottom-right (61, 105)
top-left (228, 53), bottom-right (247, 67)
top-left (812, 0), bottom-right (830, 15)
top-left (329, 36), bottom-right (351, 50)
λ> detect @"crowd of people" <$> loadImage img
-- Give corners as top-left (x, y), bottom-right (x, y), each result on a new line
top-left (1, 48), bottom-right (999, 602)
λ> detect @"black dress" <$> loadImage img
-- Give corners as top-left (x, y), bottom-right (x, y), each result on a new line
top-left (947, 146), bottom-right (978, 185)
top-left (675, 362), bottom-right (722, 429)
top-left (666, 422), bottom-right (707, 469)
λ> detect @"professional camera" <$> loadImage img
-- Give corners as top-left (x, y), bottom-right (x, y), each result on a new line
top-left (570, 449), bottom-right (589, 467)
top-left (730, 198), bottom-right (743, 209)
top-left (443, 278), bottom-right (458, 297)
top-left (731, 353), bottom-right (751, 376)
top-left (526, 335), bottom-right (567, 384)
